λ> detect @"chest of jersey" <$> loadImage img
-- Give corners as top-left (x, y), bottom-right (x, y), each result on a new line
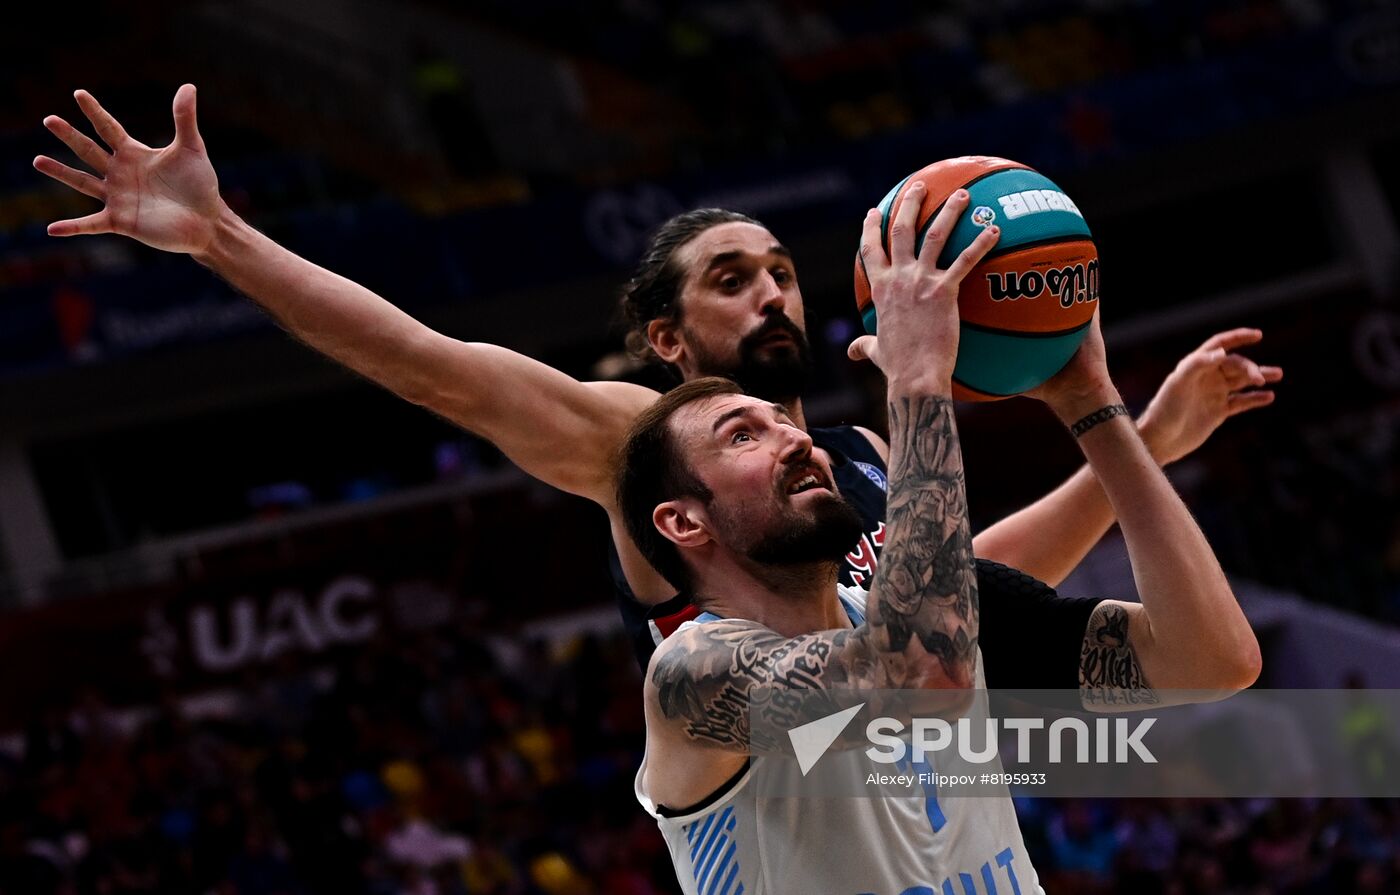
top-left (641, 651), bottom-right (1045, 895)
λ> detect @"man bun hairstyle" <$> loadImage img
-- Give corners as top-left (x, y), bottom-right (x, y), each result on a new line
top-left (616, 377), bottom-right (744, 592)
top-left (619, 209), bottom-right (763, 361)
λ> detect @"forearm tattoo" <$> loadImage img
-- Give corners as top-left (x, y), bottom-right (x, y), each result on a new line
top-left (649, 393), bottom-right (980, 752)
top-left (867, 395), bottom-right (979, 687)
top-left (1079, 603), bottom-right (1158, 707)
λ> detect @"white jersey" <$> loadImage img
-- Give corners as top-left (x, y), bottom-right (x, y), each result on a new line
top-left (636, 587), bottom-right (1042, 895)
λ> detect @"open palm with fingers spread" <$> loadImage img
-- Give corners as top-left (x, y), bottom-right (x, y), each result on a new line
top-left (34, 84), bottom-right (222, 255)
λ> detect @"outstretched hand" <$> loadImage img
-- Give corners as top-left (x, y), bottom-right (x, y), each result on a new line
top-left (34, 84), bottom-right (223, 255)
top-left (1138, 328), bottom-right (1283, 465)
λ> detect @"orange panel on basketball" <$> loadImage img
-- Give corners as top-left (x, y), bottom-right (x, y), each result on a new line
top-left (880, 157), bottom-right (1029, 260)
top-left (951, 381), bottom-right (1001, 402)
top-left (958, 240), bottom-right (1099, 334)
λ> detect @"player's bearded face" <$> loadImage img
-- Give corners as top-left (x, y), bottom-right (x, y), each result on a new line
top-left (705, 457), bottom-right (863, 568)
top-left (685, 311), bottom-right (814, 402)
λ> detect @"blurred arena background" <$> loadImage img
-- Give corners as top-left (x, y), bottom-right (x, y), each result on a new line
top-left (3, 0), bottom-right (1400, 892)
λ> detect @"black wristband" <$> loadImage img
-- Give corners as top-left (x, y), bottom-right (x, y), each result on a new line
top-left (1070, 403), bottom-right (1129, 437)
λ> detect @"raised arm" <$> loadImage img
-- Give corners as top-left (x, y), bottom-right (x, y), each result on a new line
top-left (645, 183), bottom-right (1001, 760)
top-left (1031, 315), bottom-right (1262, 710)
top-left (971, 327), bottom-right (1282, 585)
top-left (34, 85), bottom-right (655, 506)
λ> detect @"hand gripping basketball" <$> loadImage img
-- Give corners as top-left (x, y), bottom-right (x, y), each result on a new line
top-left (854, 157), bottom-right (1099, 400)
top-left (1024, 309), bottom-right (1118, 423)
top-left (848, 182), bottom-right (1001, 394)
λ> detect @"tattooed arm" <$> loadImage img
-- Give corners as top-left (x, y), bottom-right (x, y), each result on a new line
top-left (1037, 316), bottom-right (1262, 712)
top-left (1077, 601), bottom-right (1159, 710)
top-left (868, 394), bottom-right (979, 690)
top-left (644, 186), bottom-right (997, 768)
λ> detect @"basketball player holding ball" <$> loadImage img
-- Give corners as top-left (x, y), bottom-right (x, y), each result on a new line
top-left (620, 193), bottom-right (1258, 893)
top-left (34, 86), bottom-right (1271, 698)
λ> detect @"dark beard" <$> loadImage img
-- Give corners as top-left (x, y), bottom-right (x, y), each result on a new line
top-left (689, 313), bottom-right (814, 402)
top-left (744, 492), bottom-right (865, 568)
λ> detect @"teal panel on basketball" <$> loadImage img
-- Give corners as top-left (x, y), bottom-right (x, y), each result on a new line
top-left (953, 324), bottom-right (1091, 397)
top-left (861, 304), bottom-right (878, 335)
top-left (927, 169), bottom-right (1094, 268)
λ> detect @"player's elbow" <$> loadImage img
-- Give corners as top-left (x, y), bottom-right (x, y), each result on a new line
top-left (1155, 587), bottom-right (1261, 694)
top-left (900, 657), bottom-right (976, 718)
top-left (398, 376), bottom-right (438, 411)
top-left (1208, 605), bottom-right (1262, 692)
top-left (943, 657), bottom-right (978, 693)
top-left (1186, 632), bottom-right (1262, 694)
top-left (904, 630), bottom-right (979, 692)
top-left (1222, 634), bottom-right (1263, 691)
top-left (903, 652), bottom-right (977, 694)
top-left (386, 330), bottom-right (450, 408)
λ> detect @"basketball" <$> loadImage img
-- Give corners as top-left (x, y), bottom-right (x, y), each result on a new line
top-left (854, 156), bottom-right (1099, 400)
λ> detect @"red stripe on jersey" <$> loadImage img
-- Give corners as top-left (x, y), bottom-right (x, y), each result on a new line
top-left (650, 603), bottom-right (703, 643)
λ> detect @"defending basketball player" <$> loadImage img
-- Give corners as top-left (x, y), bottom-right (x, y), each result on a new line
top-left (34, 86), bottom-right (1274, 698)
top-left (622, 205), bottom-right (1258, 894)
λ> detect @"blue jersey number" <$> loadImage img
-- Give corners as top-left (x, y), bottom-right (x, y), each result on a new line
top-left (896, 754), bottom-right (945, 833)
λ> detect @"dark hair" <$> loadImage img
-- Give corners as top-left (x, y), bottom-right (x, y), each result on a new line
top-left (619, 208), bottom-right (763, 360)
top-left (616, 376), bottom-right (743, 592)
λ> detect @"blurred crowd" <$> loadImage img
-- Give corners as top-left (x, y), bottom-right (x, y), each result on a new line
top-left (462, 0), bottom-right (1354, 161)
top-left (1190, 398), bottom-right (1400, 625)
top-left (3, 618), bottom-right (1399, 894)
top-left (1023, 797), bottom-right (1400, 894)
top-left (2, 622), bottom-right (668, 895)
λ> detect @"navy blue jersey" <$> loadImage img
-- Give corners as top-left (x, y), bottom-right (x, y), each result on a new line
top-left (610, 424), bottom-right (1103, 687)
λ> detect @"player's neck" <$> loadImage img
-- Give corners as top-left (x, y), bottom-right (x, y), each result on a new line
top-left (693, 558), bottom-right (846, 636)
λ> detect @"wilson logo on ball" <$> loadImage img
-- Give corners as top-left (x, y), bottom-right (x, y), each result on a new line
top-left (987, 259), bottom-right (1100, 309)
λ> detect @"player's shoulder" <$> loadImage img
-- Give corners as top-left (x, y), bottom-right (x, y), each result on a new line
top-left (849, 425), bottom-right (889, 461)
top-left (810, 423), bottom-right (889, 466)
top-left (646, 618), bottom-right (773, 686)
top-left (655, 617), bottom-right (771, 657)
top-left (585, 379), bottom-right (663, 414)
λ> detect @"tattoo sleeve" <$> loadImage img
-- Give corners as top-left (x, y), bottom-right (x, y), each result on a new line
top-left (1079, 602), bottom-right (1159, 709)
top-left (649, 393), bottom-right (981, 753)
top-left (865, 395), bottom-right (979, 689)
